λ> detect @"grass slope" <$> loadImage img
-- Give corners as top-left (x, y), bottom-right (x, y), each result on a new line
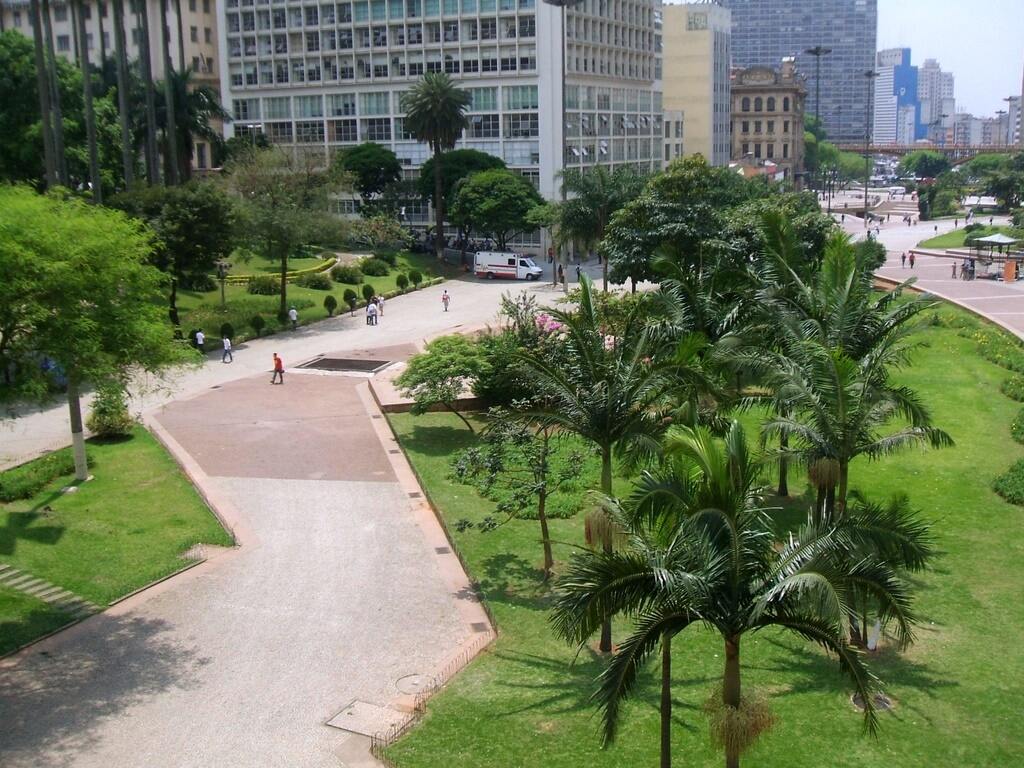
top-left (385, 305), bottom-right (1024, 768)
top-left (919, 225), bottom-right (1024, 250)
top-left (0, 427), bottom-right (232, 611)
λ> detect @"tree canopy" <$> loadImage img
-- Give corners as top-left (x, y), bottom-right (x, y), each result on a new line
top-left (334, 142), bottom-right (402, 201)
top-left (417, 148), bottom-right (506, 210)
top-left (449, 168), bottom-right (543, 251)
top-left (898, 149), bottom-right (951, 179)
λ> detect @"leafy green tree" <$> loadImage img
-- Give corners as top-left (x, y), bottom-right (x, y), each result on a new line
top-left (110, 181), bottom-right (237, 330)
top-left (395, 335), bottom-right (488, 432)
top-left (0, 186), bottom-right (194, 479)
top-left (898, 149), bottom-right (951, 179)
top-left (449, 169), bottom-right (543, 251)
top-left (156, 67), bottom-right (229, 183)
top-left (959, 153), bottom-right (1012, 180)
top-left (401, 73), bottom-right (471, 259)
top-left (558, 166), bottom-right (646, 291)
top-left (552, 422), bottom-right (919, 768)
top-left (987, 170), bottom-right (1024, 210)
top-left (334, 142), bottom-right (402, 202)
top-left (417, 148), bottom-right (506, 210)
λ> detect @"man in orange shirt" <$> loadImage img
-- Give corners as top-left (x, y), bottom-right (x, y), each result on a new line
top-left (271, 353), bottom-right (284, 385)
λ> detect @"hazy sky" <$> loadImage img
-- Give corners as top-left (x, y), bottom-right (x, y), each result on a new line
top-left (878, 0), bottom-right (1023, 116)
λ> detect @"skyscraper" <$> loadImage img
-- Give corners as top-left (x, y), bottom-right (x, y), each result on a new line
top-left (873, 48), bottom-right (920, 145)
top-left (918, 58), bottom-right (955, 140)
top-left (720, 0), bottom-right (877, 143)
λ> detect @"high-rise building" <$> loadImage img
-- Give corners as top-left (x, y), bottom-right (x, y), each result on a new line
top-left (873, 48), bottom-right (920, 145)
top-left (660, 1), bottom-right (731, 166)
top-left (918, 58), bottom-right (955, 141)
top-left (0, 0), bottom-right (221, 169)
top-left (218, 0), bottom-right (663, 229)
top-left (719, 0), bottom-right (877, 143)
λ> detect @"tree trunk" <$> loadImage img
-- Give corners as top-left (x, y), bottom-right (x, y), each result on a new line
top-left (66, 375), bottom-right (89, 481)
top-left (137, 0), bottom-right (161, 184)
top-left (777, 431), bottom-right (788, 497)
top-left (433, 146), bottom-right (444, 261)
top-left (837, 462), bottom-right (849, 517)
top-left (598, 445), bottom-right (613, 653)
top-left (169, 275), bottom-right (181, 329)
top-left (159, 0), bottom-right (180, 184)
top-left (538, 487), bottom-right (553, 580)
top-left (278, 243), bottom-right (288, 319)
top-left (29, 0), bottom-right (57, 187)
top-left (173, 0), bottom-right (184, 70)
top-left (723, 635), bottom-right (741, 768)
top-left (74, 0), bottom-right (103, 203)
top-left (825, 485), bottom-right (836, 522)
top-left (814, 486), bottom-right (825, 525)
top-left (661, 633), bottom-right (672, 768)
top-left (98, 0), bottom-right (107, 63)
top-left (443, 402), bottom-right (476, 433)
top-left (111, 0), bottom-right (134, 187)
top-left (41, 0), bottom-right (69, 186)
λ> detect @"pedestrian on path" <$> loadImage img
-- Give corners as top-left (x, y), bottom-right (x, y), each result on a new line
top-left (952, 261), bottom-right (957, 279)
top-left (222, 336), bottom-right (233, 363)
top-left (195, 329), bottom-right (205, 354)
top-left (901, 252), bottom-right (907, 268)
top-left (909, 252), bottom-right (916, 269)
top-left (934, 225), bottom-right (938, 235)
top-left (271, 353), bottom-right (284, 384)
top-left (575, 264), bottom-right (582, 282)
top-left (367, 301), bottom-right (378, 326)
top-left (441, 290), bottom-right (451, 312)
top-left (955, 218), bottom-right (959, 228)
top-left (288, 306), bottom-right (299, 330)
top-left (377, 294), bottom-right (385, 317)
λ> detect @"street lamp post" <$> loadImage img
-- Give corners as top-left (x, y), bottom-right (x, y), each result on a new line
top-left (863, 69), bottom-right (879, 229)
top-left (996, 109), bottom-right (1007, 149)
top-left (216, 259), bottom-right (232, 308)
top-left (804, 46), bottom-right (832, 194)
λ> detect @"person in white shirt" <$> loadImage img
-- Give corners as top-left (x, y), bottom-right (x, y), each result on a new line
top-left (222, 336), bottom-right (233, 363)
top-left (367, 302), bottom-right (378, 326)
top-left (288, 306), bottom-right (298, 330)
top-left (195, 329), bottom-right (205, 353)
top-left (377, 295), bottom-right (385, 317)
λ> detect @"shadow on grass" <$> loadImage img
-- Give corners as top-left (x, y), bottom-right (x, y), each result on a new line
top-left (0, 508), bottom-right (65, 558)
top-left (402, 423), bottom-right (479, 457)
top-left (478, 552), bottom-right (552, 612)
top-left (0, 603), bottom-right (73, 657)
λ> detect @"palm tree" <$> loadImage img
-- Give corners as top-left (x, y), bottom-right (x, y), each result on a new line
top-left (559, 166), bottom-right (646, 291)
top-left (519, 276), bottom-right (677, 651)
top-left (111, 0), bottom-right (135, 187)
top-left (28, 0), bottom-right (58, 187)
top-left (136, 0), bottom-right (161, 183)
top-left (401, 73), bottom-right (470, 260)
top-left (158, 0), bottom-right (180, 184)
top-left (552, 422), bottom-right (918, 768)
top-left (157, 68), bottom-right (229, 182)
top-left (73, 0), bottom-right (102, 202)
top-left (41, 0), bottom-right (70, 186)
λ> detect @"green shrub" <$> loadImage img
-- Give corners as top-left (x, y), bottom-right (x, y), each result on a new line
top-left (0, 447), bottom-right (89, 501)
top-left (994, 458), bottom-right (1024, 504)
top-left (324, 294), bottom-right (338, 316)
top-left (409, 269), bottom-right (423, 288)
top-left (297, 271), bottom-right (332, 290)
top-left (1012, 408), bottom-right (1024, 444)
top-left (331, 263), bottom-right (363, 284)
top-left (86, 382), bottom-right (136, 439)
top-left (219, 322), bottom-right (235, 339)
top-left (250, 314), bottom-right (266, 337)
top-left (473, 331), bottom-right (534, 407)
top-left (343, 288), bottom-right (358, 309)
top-left (1002, 375), bottom-right (1024, 401)
top-left (183, 273), bottom-right (217, 291)
top-left (374, 250), bottom-right (398, 266)
top-left (360, 257), bottom-right (391, 277)
top-left (247, 275), bottom-right (280, 295)
top-left (362, 283), bottom-right (376, 302)
top-left (396, 273), bottom-right (409, 291)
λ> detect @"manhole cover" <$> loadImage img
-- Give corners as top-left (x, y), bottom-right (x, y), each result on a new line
top-left (326, 700), bottom-right (410, 735)
top-left (851, 692), bottom-right (894, 712)
top-left (298, 357), bottom-right (392, 373)
top-left (396, 674), bottom-right (431, 695)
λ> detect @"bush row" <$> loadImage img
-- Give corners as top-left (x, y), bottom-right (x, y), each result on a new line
top-left (994, 458), bottom-right (1024, 505)
top-left (0, 446), bottom-right (90, 501)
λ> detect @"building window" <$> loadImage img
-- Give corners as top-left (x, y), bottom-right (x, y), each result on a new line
top-left (189, 0), bottom-right (197, 11)
top-left (504, 113), bottom-right (538, 138)
top-left (233, 99), bottom-right (260, 120)
top-left (57, 35), bottom-right (70, 52)
top-left (783, 97), bottom-right (790, 111)
top-left (469, 114), bottom-right (500, 138)
top-left (754, 120), bottom-right (761, 134)
top-left (783, 120), bottom-right (790, 134)
top-left (783, 143), bottom-right (790, 159)
top-left (362, 118), bottom-right (392, 141)
top-left (296, 121), bottom-right (325, 143)
top-left (767, 97), bottom-right (776, 112)
top-left (197, 143), bottom-right (208, 169)
top-left (754, 143), bottom-right (762, 159)
top-left (741, 97), bottom-right (750, 112)
top-left (767, 120), bottom-right (775, 134)
top-left (518, 15), bottom-right (535, 37)
top-left (204, 0), bottom-right (211, 12)
top-left (503, 85), bottom-right (538, 110)
top-left (264, 96), bottom-right (291, 119)
top-left (480, 18), bottom-right (496, 40)
top-left (329, 119), bottom-right (359, 142)
top-left (295, 95), bottom-right (324, 118)
top-left (191, 26), bottom-right (199, 42)
top-left (741, 120), bottom-right (749, 134)
top-left (359, 92), bottom-right (390, 115)
top-left (267, 122), bottom-right (294, 143)
top-left (767, 143), bottom-right (774, 159)
top-left (205, 27), bottom-right (212, 43)
top-left (754, 97), bottom-right (762, 112)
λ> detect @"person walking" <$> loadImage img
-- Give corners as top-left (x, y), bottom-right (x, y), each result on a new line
top-left (901, 251), bottom-right (907, 268)
top-left (367, 301), bottom-right (379, 326)
top-left (441, 290), bottom-right (451, 312)
top-left (271, 353), bottom-right (284, 385)
top-left (288, 306), bottom-right (298, 330)
top-left (909, 252), bottom-right (916, 269)
top-left (377, 294), bottom-right (385, 317)
top-left (951, 261), bottom-right (957, 279)
top-left (195, 329), bottom-right (205, 354)
top-left (575, 264), bottom-right (582, 282)
top-left (222, 336), bottom-right (233, 363)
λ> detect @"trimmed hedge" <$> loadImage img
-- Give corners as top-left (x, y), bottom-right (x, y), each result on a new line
top-left (994, 458), bottom-right (1024, 505)
top-left (331, 264), bottom-right (364, 284)
top-left (1001, 375), bottom-right (1024, 402)
top-left (225, 257), bottom-right (335, 285)
top-left (297, 271), bottom-right (332, 290)
top-left (0, 447), bottom-right (90, 502)
top-left (360, 257), bottom-right (391, 277)
top-left (247, 275), bottom-right (280, 295)
top-left (1012, 408), bottom-right (1024, 445)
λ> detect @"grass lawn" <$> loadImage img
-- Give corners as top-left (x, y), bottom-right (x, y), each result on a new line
top-left (919, 225), bottom-right (1024, 249)
top-left (0, 426), bottom-right (232, 653)
top-left (385, 302), bottom-right (1024, 768)
top-left (0, 587), bottom-right (74, 655)
top-left (176, 251), bottom-right (451, 344)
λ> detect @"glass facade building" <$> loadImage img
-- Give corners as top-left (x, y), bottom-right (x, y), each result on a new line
top-left (720, 0), bottom-right (877, 143)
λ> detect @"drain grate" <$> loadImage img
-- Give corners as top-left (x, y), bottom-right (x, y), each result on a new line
top-left (298, 357), bottom-right (391, 373)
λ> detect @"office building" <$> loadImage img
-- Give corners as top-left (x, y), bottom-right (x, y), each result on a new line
top-left (730, 57), bottom-right (805, 184)
top-left (218, 0), bottom-right (663, 231)
top-left (719, 0), bottom-right (877, 143)
top-left (660, 1), bottom-right (731, 166)
top-left (873, 47), bottom-right (920, 145)
top-left (1006, 93), bottom-right (1020, 148)
top-left (918, 58), bottom-right (955, 141)
top-left (0, 0), bottom-right (221, 168)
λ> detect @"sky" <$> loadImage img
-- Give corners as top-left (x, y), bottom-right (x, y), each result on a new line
top-left (878, 0), bottom-right (1024, 117)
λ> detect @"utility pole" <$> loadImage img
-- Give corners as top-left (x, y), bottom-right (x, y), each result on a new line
top-left (804, 46), bottom-right (832, 193)
top-left (863, 69), bottom-right (879, 229)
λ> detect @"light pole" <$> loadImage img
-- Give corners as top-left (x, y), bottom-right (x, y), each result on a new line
top-left (804, 46), bottom-right (832, 193)
top-left (863, 69), bottom-right (879, 228)
top-left (216, 259), bottom-right (232, 308)
top-left (996, 109), bottom-right (1007, 149)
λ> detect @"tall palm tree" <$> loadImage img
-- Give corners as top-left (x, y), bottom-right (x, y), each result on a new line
top-left (401, 73), bottom-right (470, 260)
top-left (41, 0), bottom-right (70, 185)
top-left (73, 0), bottom-right (102, 201)
top-left (519, 276), bottom-right (678, 651)
top-left (158, 0), bottom-right (180, 184)
top-left (173, 0), bottom-right (185, 70)
top-left (559, 166), bottom-right (646, 291)
top-left (111, 0), bottom-right (135, 187)
top-left (157, 68), bottom-right (228, 182)
top-left (136, 0), bottom-right (161, 183)
top-left (552, 422), bottom-right (918, 768)
top-left (28, 0), bottom-right (58, 186)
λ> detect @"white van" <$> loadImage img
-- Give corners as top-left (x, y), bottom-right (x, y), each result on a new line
top-left (474, 251), bottom-right (543, 280)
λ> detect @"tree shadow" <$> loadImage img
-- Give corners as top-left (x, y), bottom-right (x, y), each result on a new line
top-left (478, 552), bottom-right (552, 612)
top-left (0, 612), bottom-right (211, 766)
top-left (0, 509), bottom-right (65, 558)
top-left (764, 485), bottom-right (816, 535)
top-left (402, 423), bottom-right (479, 458)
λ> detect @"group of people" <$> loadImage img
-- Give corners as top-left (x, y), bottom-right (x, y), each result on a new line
top-left (900, 251), bottom-right (917, 269)
top-left (365, 294), bottom-right (386, 325)
top-left (953, 259), bottom-right (977, 281)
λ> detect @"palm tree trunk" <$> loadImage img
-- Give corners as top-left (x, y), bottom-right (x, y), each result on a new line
top-left (74, 0), bottom-right (102, 202)
top-left (538, 487), bottom-right (553, 580)
top-left (159, 0), bottom-right (180, 184)
top-left (837, 462), bottom-right (849, 517)
top-left (278, 242), bottom-right (288, 319)
top-left (599, 445), bottom-right (613, 653)
top-left (433, 145), bottom-right (445, 261)
top-left (137, 0), bottom-right (161, 184)
top-left (41, 0), bottom-right (69, 186)
top-left (29, 0), bottom-right (58, 187)
top-left (723, 635), bottom-right (741, 768)
top-left (66, 374), bottom-right (89, 481)
top-left (98, 0), bottom-right (107, 63)
top-left (112, 0), bottom-right (134, 187)
top-left (814, 486), bottom-right (825, 525)
top-left (661, 633), bottom-right (672, 768)
top-left (777, 432), bottom-right (789, 497)
top-left (173, 0), bottom-right (184, 70)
